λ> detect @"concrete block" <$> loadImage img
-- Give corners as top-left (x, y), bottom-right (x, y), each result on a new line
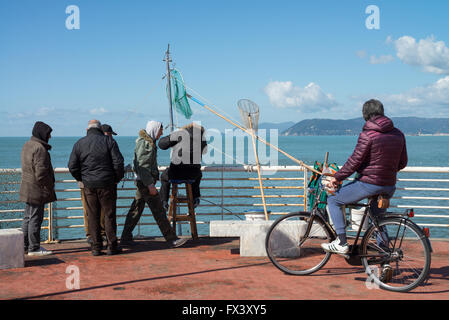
top-left (210, 220), bottom-right (256, 237)
top-left (210, 219), bottom-right (328, 257)
top-left (240, 221), bottom-right (274, 256)
top-left (0, 228), bottom-right (24, 270)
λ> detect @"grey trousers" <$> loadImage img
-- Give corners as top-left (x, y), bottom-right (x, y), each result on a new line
top-left (22, 203), bottom-right (45, 252)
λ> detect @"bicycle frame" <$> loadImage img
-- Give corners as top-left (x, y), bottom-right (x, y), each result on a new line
top-left (306, 184), bottom-right (422, 259)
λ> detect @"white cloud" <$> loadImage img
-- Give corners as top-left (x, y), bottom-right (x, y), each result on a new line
top-left (356, 50), bottom-right (367, 59)
top-left (89, 107), bottom-right (107, 115)
top-left (392, 35), bottom-right (449, 74)
top-left (264, 81), bottom-right (337, 112)
top-left (354, 76), bottom-right (449, 117)
top-left (369, 54), bottom-right (394, 64)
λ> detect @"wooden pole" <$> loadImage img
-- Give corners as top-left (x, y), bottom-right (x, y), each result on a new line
top-left (248, 115), bottom-right (269, 220)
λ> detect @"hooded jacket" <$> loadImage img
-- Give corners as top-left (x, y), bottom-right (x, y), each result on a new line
top-left (20, 122), bottom-right (57, 205)
top-left (68, 128), bottom-right (124, 188)
top-left (133, 129), bottom-right (160, 187)
top-left (334, 115), bottom-right (408, 186)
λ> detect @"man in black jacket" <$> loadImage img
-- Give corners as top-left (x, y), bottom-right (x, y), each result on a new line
top-left (68, 120), bottom-right (124, 256)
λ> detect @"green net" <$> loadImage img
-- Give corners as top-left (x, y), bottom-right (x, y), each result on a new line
top-left (307, 161), bottom-right (340, 212)
top-left (169, 69), bottom-right (193, 119)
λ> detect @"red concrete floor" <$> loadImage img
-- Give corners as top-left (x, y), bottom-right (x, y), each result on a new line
top-left (0, 237), bottom-right (448, 300)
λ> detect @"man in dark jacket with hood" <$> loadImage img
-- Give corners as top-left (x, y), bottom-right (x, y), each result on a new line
top-left (68, 120), bottom-right (124, 256)
top-left (20, 121), bottom-right (56, 256)
top-left (321, 99), bottom-right (408, 255)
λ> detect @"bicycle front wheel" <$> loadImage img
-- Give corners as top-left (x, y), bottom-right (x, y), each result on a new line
top-left (265, 212), bottom-right (332, 275)
top-left (361, 218), bottom-right (431, 292)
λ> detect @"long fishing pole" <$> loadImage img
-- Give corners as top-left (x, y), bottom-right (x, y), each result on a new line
top-left (186, 93), bottom-right (322, 175)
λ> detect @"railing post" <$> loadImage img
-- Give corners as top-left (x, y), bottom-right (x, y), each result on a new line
top-left (47, 202), bottom-right (54, 243)
top-left (303, 167), bottom-right (308, 211)
top-left (221, 166), bottom-right (224, 220)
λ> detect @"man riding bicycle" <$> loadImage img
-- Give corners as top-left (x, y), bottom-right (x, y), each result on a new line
top-left (321, 99), bottom-right (408, 254)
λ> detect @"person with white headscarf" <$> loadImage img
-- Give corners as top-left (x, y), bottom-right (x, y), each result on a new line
top-left (120, 121), bottom-right (187, 248)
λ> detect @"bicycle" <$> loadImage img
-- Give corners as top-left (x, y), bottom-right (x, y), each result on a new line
top-left (265, 175), bottom-right (432, 293)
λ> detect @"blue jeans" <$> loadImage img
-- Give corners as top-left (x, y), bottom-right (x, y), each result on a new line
top-left (22, 203), bottom-right (45, 252)
top-left (327, 180), bottom-right (396, 235)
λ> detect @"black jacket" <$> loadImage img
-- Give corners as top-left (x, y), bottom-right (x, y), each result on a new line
top-left (158, 123), bottom-right (207, 180)
top-left (68, 128), bottom-right (124, 188)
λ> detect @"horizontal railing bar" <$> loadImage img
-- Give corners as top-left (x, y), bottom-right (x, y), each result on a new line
top-left (2, 166), bottom-right (449, 174)
top-left (398, 187), bottom-right (449, 191)
top-left (391, 205), bottom-right (449, 209)
top-left (416, 223), bottom-right (449, 228)
top-left (52, 221), bottom-right (449, 231)
top-left (414, 215), bottom-right (449, 218)
top-left (398, 179), bottom-right (449, 182)
top-left (34, 194), bottom-right (304, 203)
top-left (17, 212), bottom-right (448, 223)
top-left (0, 218), bottom-right (24, 222)
top-left (397, 196), bottom-right (449, 200)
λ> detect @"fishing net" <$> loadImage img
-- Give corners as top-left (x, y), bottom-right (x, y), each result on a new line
top-left (237, 99), bottom-right (260, 131)
top-left (170, 69), bottom-right (193, 119)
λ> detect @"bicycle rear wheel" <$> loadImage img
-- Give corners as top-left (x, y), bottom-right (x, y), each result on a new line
top-left (265, 212), bottom-right (333, 275)
top-left (361, 218), bottom-right (431, 292)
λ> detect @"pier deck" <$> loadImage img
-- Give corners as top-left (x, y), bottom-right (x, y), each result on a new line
top-left (0, 237), bottom-right (448, 300)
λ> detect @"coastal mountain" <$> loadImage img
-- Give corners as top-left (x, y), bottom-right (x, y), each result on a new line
top-left (281, 117), bottom-right (449, 136)
top-left (258, 121), bottom-right (296, 132)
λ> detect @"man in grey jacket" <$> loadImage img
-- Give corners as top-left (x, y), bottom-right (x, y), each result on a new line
top-left (20, 121), bottom-right (56, 256)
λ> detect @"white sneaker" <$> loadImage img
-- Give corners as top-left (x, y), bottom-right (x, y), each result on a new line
top-left (28, 247), bottom-right (53, 256)
top-left (321, 239), bottom-right (349, 254)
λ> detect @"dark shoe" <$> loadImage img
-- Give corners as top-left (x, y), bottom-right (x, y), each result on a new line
top-left (171, 237), bottom-right (188, 248)
top-left (107, 246), bottom-right (123, 255)
top-left (120, 239), bottom-right (137, 246)
top-left (91, 249), bottom-right (103, 256)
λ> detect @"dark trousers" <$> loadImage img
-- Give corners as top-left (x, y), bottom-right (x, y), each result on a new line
top-left (22, 203), bottom-right (45, 252)
top-left (83, 186), bottom-right (118, 250)
top-left (121, 180), bottom-right (176, 242)
top-left (80, 188), bottom-right (105, 238)
top-left (160, 167), bottom-right (202, 203)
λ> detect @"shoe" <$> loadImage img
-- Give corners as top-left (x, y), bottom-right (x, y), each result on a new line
top-left (28, 247), bottom-right (53, 256)
top-left (107, 246), bottom-right (123, 255)
top-left (380, 264), bottom-right (393, 283)
top-left (120, 239), bottom-right (137, 246)
top-left (171, 238), bottom-right (188, 248)
top-left (91, 249), bottom-right (103, 256)
top-left (321, 239), bottom-right (349, 254)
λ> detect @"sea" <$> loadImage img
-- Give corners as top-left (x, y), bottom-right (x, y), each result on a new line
top-left (1, 135), bottom-right (449, 239)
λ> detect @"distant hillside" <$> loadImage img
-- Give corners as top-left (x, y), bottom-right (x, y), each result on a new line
top-left (258, 121), bottom-right (296, 132)
top-left (282, 117), bottom-right (449, 136)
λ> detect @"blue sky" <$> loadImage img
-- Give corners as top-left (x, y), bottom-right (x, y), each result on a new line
top-left (1, 0), bottom-right (449, 136)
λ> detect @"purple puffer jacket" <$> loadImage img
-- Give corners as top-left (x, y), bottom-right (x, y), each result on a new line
top-left (334, 115), bottom-right (407, 186)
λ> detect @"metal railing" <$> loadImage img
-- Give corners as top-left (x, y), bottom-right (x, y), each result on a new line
top-left (1, 166), bottom-right (449, 241)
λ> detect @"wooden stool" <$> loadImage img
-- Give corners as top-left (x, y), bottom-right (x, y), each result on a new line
top-left (167, 179), bottom-right (198, 240)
